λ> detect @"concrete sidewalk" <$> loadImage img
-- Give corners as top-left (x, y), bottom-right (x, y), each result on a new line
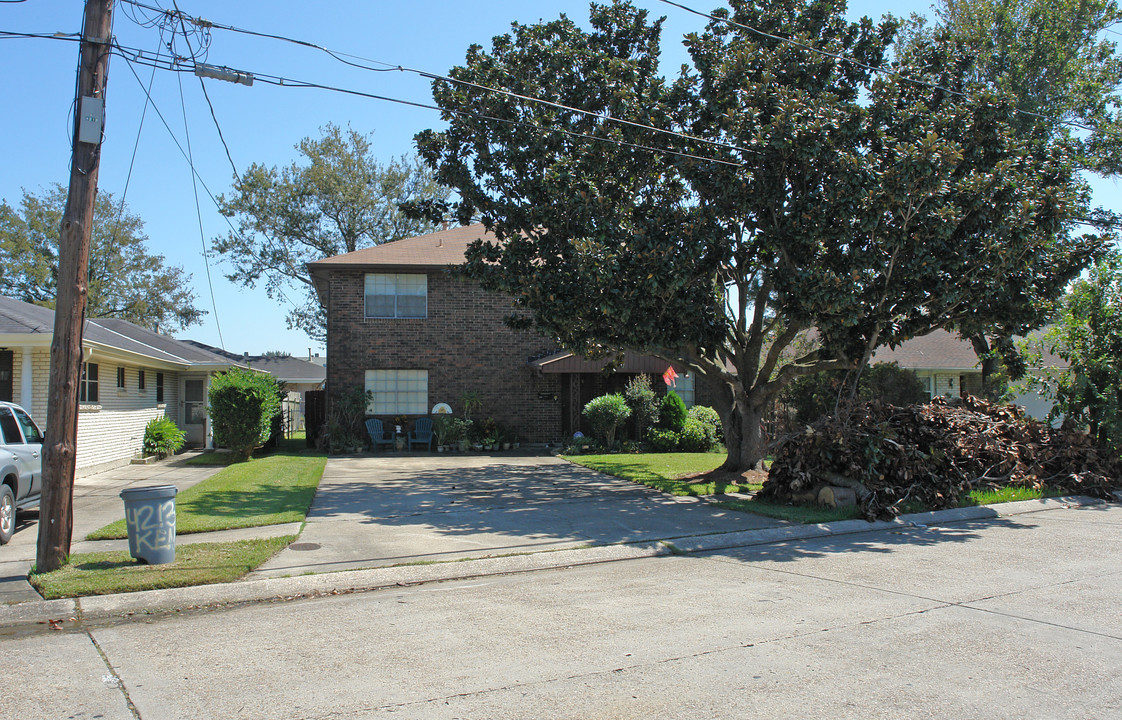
top-left (0, 492), bottom-right (1110, 632)
top-left (0, 453), bottom-right (226, 603)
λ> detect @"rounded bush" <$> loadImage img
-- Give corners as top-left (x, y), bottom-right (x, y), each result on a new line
top-left (678, 418), bottom-right (713, 452)
top-left (659, 390), bottom-right (688, 432)
top-left (209, 367), bottom-right (282, 461)
top-left (583, 393), bottom-right (632, 445)
top-left (646, 427), bottom-right (679, 452)
top-left (687, 405), bottom-right (723, 443)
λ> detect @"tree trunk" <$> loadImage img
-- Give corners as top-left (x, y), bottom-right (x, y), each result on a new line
top-left (968, 334), bottom-right (1001, 400)
top-left (720, 391), bottom-right (769, 472)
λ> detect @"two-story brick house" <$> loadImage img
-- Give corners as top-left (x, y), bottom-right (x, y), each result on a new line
top-left (307, 223), bottom-right (701, 443)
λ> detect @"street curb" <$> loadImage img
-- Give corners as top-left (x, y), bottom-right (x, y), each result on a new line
top-left (0, 495), bottom-right (1109, 630)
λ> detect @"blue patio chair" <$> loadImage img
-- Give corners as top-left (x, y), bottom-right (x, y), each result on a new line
top-left (409, 417), bottom-right (434, 451)
top-left (365, 418), bottom-right (394, 451)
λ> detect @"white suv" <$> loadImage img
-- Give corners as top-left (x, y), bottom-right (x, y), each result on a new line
top-left (0, 401), bottom-right (43, 544)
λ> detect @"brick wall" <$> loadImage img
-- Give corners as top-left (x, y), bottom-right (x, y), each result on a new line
top-left (326, 270), bottom-right (563, 443)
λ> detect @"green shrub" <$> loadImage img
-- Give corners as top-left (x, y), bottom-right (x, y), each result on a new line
top-left (781, 362), bottom-right (928, 425)
top-left (208, 368), bottom-right (282, 462)
top-left (583, 394), bottom-right (632, 446)
top-left (142, 416), bottom-right (185, 459)
top-left (624, 374), bottom-right (660, 441)
top-left (687, 405), bottom-right (722, 443)
top-left (321, 388), bottom-right (371, 454)
top-left (678, 418), bottom-right (714, 452)
top-left (659, 390), bottom-right (688, 432)
top-left (647, 428), bottom-right (679, 452)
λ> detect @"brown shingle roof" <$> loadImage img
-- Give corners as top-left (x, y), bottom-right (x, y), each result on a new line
top-left (309, 223), bottom-right (492, 271)
top-left (872, 329), bottom-right (980, 370)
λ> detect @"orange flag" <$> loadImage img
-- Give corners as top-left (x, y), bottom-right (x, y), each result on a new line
top-left (662, 366), bottom-right (678, 387)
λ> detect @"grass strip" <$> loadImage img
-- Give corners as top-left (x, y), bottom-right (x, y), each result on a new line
top-left (29, 536), bottom-right (295, 599)
top-left (88, 452), bottom-right (326, 540)
top-left (564, 453), bottom-right (760, 495)
top-left (962, 485), bottom-right (1061, 506)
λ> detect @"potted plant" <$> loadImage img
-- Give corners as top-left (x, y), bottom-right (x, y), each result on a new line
top-left (433, 415), bottom-right (454, 452)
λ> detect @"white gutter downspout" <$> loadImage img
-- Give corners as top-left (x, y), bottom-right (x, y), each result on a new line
top-left (20, 348), bottom-right (32, 410)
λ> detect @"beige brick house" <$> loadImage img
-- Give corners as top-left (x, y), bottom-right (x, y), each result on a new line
top-left (0, 296), bottom-right (243, 475)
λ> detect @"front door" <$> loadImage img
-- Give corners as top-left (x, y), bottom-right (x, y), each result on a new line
top-left (182, 377), bottom-right (207, 447)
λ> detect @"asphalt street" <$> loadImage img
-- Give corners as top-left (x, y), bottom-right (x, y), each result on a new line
top-left (4, 502), bottom-right (1120, 720)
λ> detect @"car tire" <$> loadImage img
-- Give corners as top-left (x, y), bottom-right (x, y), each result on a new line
top-left (0, 484), bottom-right (14, 544)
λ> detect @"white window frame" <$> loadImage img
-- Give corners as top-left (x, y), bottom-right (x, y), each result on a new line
top-left (676, 371), bottom-right (696, 408)
top-left (80, 362), bottom-right (99, 403)
top-left (364, 370), bottom-right (428, 415)
top-left (364, 273), bottom-right (427, 319)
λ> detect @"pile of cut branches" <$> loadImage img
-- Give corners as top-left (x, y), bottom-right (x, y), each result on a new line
top-left (761, 396), bottom-right (1120, 520)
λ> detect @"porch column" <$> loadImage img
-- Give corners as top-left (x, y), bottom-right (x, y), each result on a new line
top-left (569, 374), bottom-right (581, 435)
top-left (20, 347), bottom-right (33, 410)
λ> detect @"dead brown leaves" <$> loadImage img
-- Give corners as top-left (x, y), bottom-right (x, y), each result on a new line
top-left (761, 396), bottom-right (1120, 520)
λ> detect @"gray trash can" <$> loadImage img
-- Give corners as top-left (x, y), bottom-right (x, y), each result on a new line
top-left (120, 484), bottom-right (179, 564)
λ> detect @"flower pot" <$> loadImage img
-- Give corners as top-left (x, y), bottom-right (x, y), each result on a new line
top-left (502, 443), bottom-right (511, 450)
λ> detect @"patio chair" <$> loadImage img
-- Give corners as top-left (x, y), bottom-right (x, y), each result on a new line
top-left (365, 418), bottom-right (395, 451)
top-left (409, 417), bottom-right (434, 451)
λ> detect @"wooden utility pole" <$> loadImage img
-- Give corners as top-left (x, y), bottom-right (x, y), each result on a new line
top-left (36, 0), bottom-right (115, 573)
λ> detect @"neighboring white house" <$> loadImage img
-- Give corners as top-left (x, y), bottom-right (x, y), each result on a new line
top-left (872, 328), bottom-right (1064, 420)
top-left (183, 341), bottom-right (326, 433)
top-left (0, 296), bottom-right (244, 476)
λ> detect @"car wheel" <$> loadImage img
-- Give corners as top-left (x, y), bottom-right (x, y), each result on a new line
top-left (0, 485), bottom-right (14, 544)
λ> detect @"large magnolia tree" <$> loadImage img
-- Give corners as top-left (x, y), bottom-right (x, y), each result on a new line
top-left (414, 0), bottom-right (1104, 470)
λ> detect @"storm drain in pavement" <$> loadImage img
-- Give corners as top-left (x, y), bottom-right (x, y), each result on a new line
top-left (288, 542), bottom-right (321, 551)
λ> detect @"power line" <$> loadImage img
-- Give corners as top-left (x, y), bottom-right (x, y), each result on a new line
top-left (116, 0), bottom-right (753, 158)
top-left (111, 43), bottom-right (747, 168)
top-left (655, 0), bottom-right (1111, 137)
top-left (106, 25), bottom-right (166, 276)
top-left (170, 0), bottom-right (240, 182)
top-left (174, 59), bottom-right (225, 350)
top-left (116, 47), bottom-right (311, 323)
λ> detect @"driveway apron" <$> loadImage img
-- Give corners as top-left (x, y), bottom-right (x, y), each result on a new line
top-left (249, 453), bottom-right (782, 579)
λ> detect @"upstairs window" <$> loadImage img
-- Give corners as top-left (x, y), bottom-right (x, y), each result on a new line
top-left (364, 273), bottom-right (427, 319)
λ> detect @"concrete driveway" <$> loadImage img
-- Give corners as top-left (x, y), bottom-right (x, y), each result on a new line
top-left (250, 452), bottom-right (782, 578)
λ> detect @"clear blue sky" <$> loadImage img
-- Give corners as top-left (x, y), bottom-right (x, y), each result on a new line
top-left (1, 1), bottom-right (1116, 357)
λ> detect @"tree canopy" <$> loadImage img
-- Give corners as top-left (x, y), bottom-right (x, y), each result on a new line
top-left (214, 123), bottom-right (451, 341)
top-left (415, 0), bottom-right (1106, 470)
top-left (1036, 251), bottom-right (1122, 451)
top-left (0, 184), bottom-right (204, 331)
top-left (902, 0), bottom-right (1122, 174)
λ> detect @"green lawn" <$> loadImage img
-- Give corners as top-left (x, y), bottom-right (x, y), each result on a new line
top-left (564, 453), bottom-right (761, 495)
top-left (566, 452), bottom-right (1062, 525)
top-left (963, 485), bottom-right (1061, 506)
top-left (29, 536), bottom-right (294, 599)
top-left (88, 443), bottom-right (326, 540)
